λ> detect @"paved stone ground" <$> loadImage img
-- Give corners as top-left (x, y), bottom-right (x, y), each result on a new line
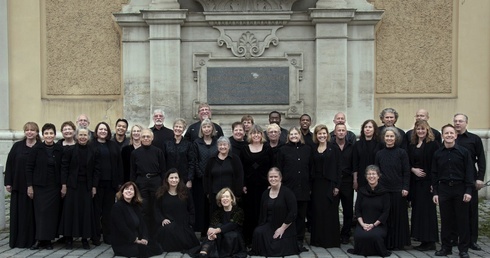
top-left (0, 198), bottom-right (489, 258)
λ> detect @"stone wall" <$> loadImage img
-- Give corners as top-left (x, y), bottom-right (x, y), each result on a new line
top-left (374, 0), bottom-right (453, 94)
top-left (45, 0), bottom-right (126, 96)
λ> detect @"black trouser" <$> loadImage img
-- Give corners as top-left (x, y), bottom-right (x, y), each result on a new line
top-left (93, 181), bottom-right (116, 243)
top-left (438, 183), bottom-right (470, 252)
top-left (136, 175), bottom-right (161, 236)
top-left (339, 179), bottom-right (354, 238)
top-left (469, 188), bottom-right (479, 243)
top-left (296, 201), bottom-right (308, 242)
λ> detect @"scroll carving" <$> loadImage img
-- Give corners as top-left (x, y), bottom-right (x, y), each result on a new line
top-left (216, 29), bottom-right (280, 58)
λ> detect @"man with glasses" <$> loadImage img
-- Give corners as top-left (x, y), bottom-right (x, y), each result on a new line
top-left (184, 103), bottom-right (224, 142)
top-left (453, 113), bottom-right (486, 251)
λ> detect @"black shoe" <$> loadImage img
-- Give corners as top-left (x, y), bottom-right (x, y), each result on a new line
top-left (82, 239), bottom-right (90, 250)
top-left (30, 241), bottom-right (41, 250)
top-left (297, 241), bottom-right (308, 252)
top-left (55, 237), bottom-right (66, 244)
top-left (92, 238), bottom-right (101, 246)
top-left (435, 248), bottom-right (453, 256)
top-left (469, 242), bottom-right (481, 250)
top-left (415, 242), bottom-right (436, 251)
top-left (45, 242), bottom-right (53, 250)
top-left (65, 241), bottom-right (73, 250)
top-left (382, 251), bottom-right (392, 257)
top-left (341, 236), bottom-right (350, 245)
top-left (459, 251), bottom-right (470, 258)
top-left (347, 249), bottom-right (356, 254)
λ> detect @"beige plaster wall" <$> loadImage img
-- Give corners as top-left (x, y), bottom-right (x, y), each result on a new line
top-left (7, 0), bottom-right (490, 132)
top-left (8, 0), bottom-right (125, 131)
top-left (375, 0), bottom-right (490, 131)
top-left (45, 0), bottom-right (125, 96)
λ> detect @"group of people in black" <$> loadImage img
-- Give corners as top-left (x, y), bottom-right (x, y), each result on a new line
top-left (4, 104), bottom-right (486, 258)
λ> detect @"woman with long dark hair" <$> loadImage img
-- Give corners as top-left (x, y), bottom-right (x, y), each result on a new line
top-left (4, 122), bottom-right (40, 248)
top-left (91, 121), bottom-right (123, 245)
top-left (111, 181), bottom-right (150, 258)
top-left (353, 119), bottom-right (382, 190)
top-left (155, 169), bottom-right (200, 252)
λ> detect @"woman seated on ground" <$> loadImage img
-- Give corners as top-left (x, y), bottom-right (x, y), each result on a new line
top-left (348, 165), bottom-right (391, 257)
top-left (154, 169), bottom-right (200, 252)
top-left (111, 181), bottom-right (150, 258)
top-left (191, 187), bottom-right (246, 258)
top-left (250, 167), bottom-right (299, 257)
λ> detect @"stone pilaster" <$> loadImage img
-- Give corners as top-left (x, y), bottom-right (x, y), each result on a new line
top-left (142, 10), bottom-right (187, 124)
top-left (113, 14), bottom-right (151, 127)
top-left (310, 9), bottom-right (354, 125)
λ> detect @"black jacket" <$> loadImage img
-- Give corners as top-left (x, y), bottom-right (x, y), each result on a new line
top-left (61, 144), bottom-right (95, 190)
top-left (26, 143), bottom-right (63, 187)
top-left (277, 142), bottom-right (312, 201)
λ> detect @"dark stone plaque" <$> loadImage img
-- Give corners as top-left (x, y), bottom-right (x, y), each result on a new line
top-left (207, 67), bottom-right (289, 105)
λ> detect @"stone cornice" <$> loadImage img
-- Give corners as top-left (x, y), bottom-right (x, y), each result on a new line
top-left (195, 0), bottom-right (300, 12)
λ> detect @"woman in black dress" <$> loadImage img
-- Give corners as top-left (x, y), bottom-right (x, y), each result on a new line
top-left (251, 167), bottom-right (299, 257)
top-left (240, 124), bottom-right (272, 244)
top-left (155, 169), bottom-right (200, 252)
top-left (192, 119), bottom-right (218, 236)
top-left (310, 124), bottom-right (341, 248)
top-left (4, 122), bottom-right (40, 248)
top-left (348, 165), bottom-right (391, 257)
top-left (91, 121), bottom-right (123, 245)
top-left (121, 124), bottom-right (142, 183)
top-left (204, 136), bottom-right (244, 216)
top-left (408, 120), bottom-right (439, 251)
top-left (163, 118), bottom-right (194, 188)
top-left (353, 119), bottom-right (382, 190)
top-left (59, 128), bottom-right (95, 249)
top-left (26, 123), bottom-right (63, 250)
top-left (276, 126), bottom-right (311, 251)
top-left (193, 187), bottom-right (246, 258)
top-left (111, 181), bottom-right (150, 258)
top-left (375, 127), bottom-right (411, 250)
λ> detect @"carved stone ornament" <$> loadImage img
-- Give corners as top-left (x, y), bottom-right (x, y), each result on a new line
top-left (216, 28), bottom-right (281, 58)
top-left (195, 0), bottom-right (300, 12)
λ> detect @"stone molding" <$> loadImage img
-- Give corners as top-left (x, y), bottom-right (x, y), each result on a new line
top-left (216, 28), bottom-right (281, 58)
top-left (195, 0), bottom-right (300, 12)
top-left (192, 52), bottom-right (304, 118)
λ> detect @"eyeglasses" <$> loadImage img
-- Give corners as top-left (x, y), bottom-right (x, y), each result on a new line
top-left (268, 131), bottom-right (279, 134)
top-left (141, 135), bottom-right (152, 138)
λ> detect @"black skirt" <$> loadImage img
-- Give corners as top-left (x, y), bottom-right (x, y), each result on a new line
top-left (9, 191), bottom-right (35, 248)
top-left (33, 184), bottom-right (61, 241)
top-left (58, 180), bottom-right (95, 238)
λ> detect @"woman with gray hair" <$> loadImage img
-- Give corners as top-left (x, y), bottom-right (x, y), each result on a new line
top-left (204, 136), bottom-right (244, 216)
top-left (375, 127), bottom-right (411, 250)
